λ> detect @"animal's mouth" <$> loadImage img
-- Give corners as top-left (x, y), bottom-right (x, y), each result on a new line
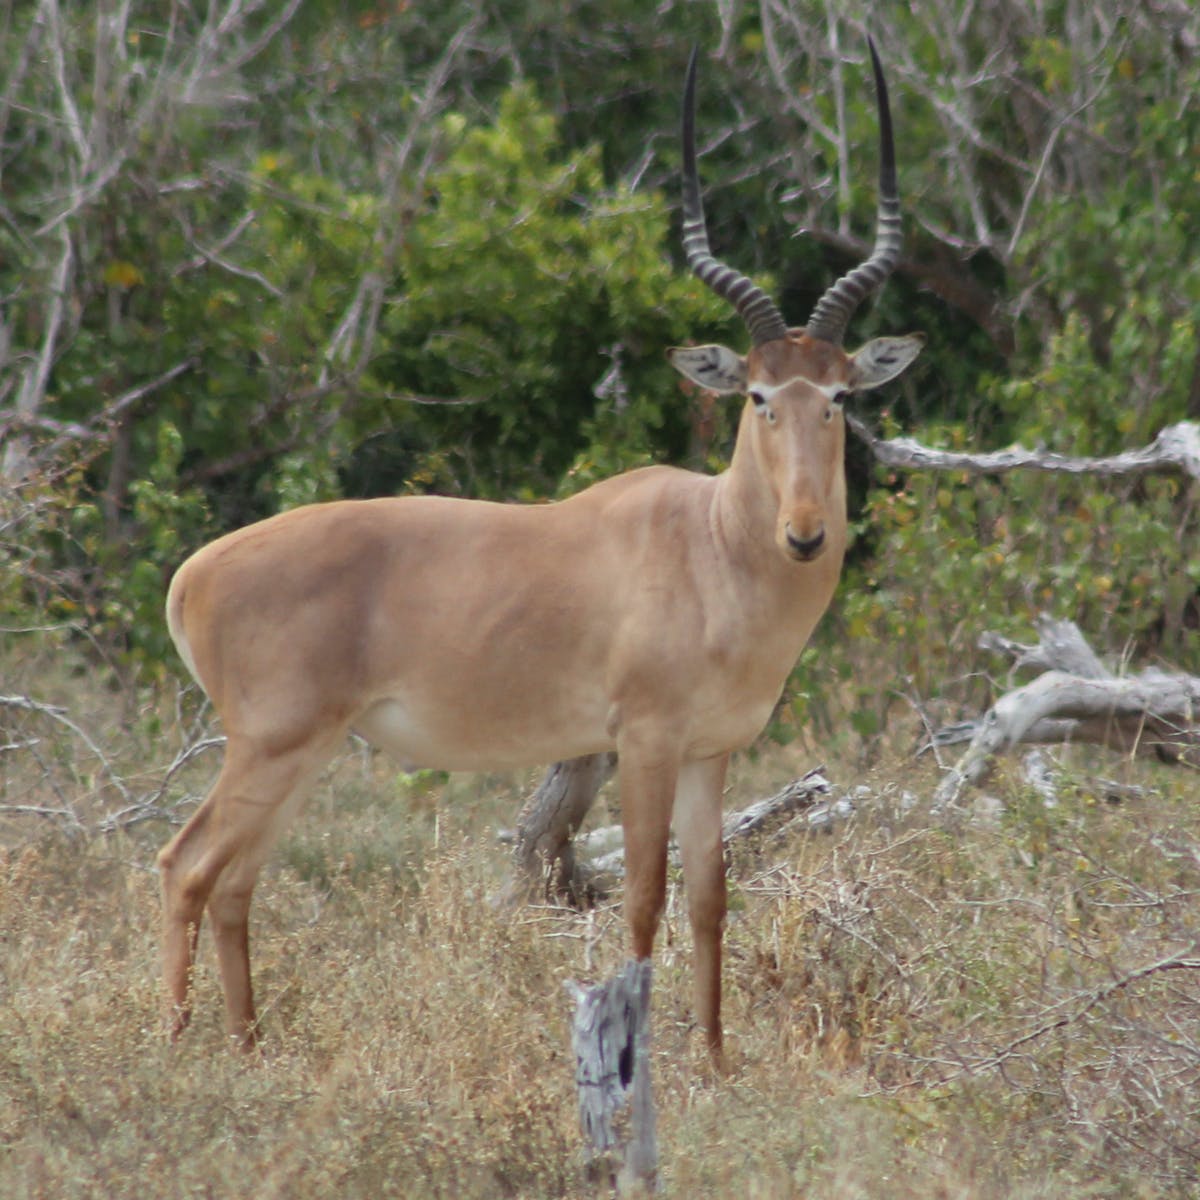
top-left (784, 524), bottom-right (826, 562)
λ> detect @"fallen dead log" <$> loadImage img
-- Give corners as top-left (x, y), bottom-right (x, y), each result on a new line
top-left (502, 765), bottom-right (839, 900)
top-left (505, 753), bottom-right (617, 906)
top-left (589, 766), bottom-right (841, 878)
top-left (933, 616), bottom-right (1200, 808)
top-left (719, 767), bottom-right (844, 839)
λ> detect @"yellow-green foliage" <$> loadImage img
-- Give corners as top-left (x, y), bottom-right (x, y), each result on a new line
top-left (826, 301), bottom-right (1200, 740)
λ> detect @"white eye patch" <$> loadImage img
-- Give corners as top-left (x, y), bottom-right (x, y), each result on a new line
top-left (746, 377), bottom-right (849, 406)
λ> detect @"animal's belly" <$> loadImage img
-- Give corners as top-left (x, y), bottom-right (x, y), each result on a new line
top-left (351, 696), bottom-right (613, 772)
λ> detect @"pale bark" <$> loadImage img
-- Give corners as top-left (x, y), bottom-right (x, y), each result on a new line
top-left (566, 959), bottom-right (657, 1193)
top-left (508, 753), bottom-right (617, 906)
top-left (1, 0), bottom-right (473, 491)
top-left (505, 763), bottom-right (837, 902)
top-left (934, 617), bottom-right (1200, 808)
top-left (848, 416), bottom-right (1200, 483)
top-left (0, 0), bottom-right (305, 486)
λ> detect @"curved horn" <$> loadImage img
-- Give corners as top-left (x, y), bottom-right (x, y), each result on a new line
top-left (681, 48), bottom-right (789, 347)
top-left (805, 38), bottom-right (903, 345)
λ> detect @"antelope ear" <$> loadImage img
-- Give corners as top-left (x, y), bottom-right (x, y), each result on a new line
top-left (667, 344), bottom-right (748, 394)
top-left (848, 333), bottom-right (926, 390)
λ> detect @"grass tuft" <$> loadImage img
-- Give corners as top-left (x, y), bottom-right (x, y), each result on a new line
top-left (2, 641), bottom-right (1197, 1197)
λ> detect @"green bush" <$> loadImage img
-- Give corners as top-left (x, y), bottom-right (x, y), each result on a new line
top-left (835, 299), bottom-right (1200, 716)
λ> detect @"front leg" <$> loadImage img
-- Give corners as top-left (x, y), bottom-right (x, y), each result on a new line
top-left (616, 733), bottom-right (678, 963)
top-left (674, 754), bottom-right (729, 1060)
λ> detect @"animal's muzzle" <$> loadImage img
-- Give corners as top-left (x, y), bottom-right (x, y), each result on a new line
top-left (785, 524), bottom-right (826, 562)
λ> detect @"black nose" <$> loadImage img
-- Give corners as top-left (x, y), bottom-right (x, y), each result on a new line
top-left (786, 526), bottom-right (825, 560)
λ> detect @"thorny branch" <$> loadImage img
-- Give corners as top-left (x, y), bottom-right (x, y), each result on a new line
top-left (971, 947), bottom-right (1200, 1075)
top-left (1, 692), bottom-right (130, 808)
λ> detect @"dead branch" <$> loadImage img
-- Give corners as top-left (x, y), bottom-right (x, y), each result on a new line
top-left (867, 943), bottom-right (1200, 1098)
top-left (952, 947), bottom-right (1199, 1084)
top-left (1, 692), bottom-right (129, 808)
top-left (848, 416), bottom-right (1200, 483)
top-left (589, 766), bottom-right (841, 877)
top-left (506, 753), bottom-right (617, 907)
top-left (1, 0), bottom-right (305, 486)
top-left (0, 692), bottom-right (223, 834)
top-left (499, 765), bottom-right (838, 905)
top-left (720, 766), bottom-right (838, 841)
top-left (933, 617), bottom-right (1200, 808)
top-left (94, 735), bottom-right (226, 834)
top-left (977, 616), bottom-right (1110, 681)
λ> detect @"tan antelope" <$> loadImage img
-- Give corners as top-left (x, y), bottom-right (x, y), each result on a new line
top-left (157, 40), bottom-right (923, 1056)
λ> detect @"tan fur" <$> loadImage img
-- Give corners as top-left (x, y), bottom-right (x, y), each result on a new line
top-left (157, 330), bottom-right (905, 1059)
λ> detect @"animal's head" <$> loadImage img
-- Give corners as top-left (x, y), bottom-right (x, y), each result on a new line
top-left (669, 42), bottom-right (924, 562)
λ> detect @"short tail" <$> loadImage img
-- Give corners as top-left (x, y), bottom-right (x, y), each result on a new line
top-left (165, 563), bottom-right (201, 686)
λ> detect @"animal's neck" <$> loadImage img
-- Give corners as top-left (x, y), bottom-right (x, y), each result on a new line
top-left (710, 406), bottom-right (787, 559)
top-left (710, 403), bottom-right (848, 619)
top-left (724, 406), bottom-right (772, 515)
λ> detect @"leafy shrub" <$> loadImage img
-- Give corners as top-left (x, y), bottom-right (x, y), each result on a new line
top-left (832, 297), bottom-right (1200, 725)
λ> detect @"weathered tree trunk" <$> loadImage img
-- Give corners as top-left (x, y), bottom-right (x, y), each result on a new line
top-left (566, 959), bottom-right (657, 1194)
top-left (504, 763), bottom-right (837, 905)
top-left (508, 753), bottom-right (617, 906)
top-left (934, 616), bottom-right (1200, 808)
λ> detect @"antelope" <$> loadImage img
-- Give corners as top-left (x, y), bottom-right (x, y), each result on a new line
top-left (157, 40), bottom-right (923, 1057)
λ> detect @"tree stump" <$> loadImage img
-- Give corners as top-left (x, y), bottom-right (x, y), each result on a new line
top-left (566, 959), bottom-right (657, 1193)
top-left (508, 753), bottom-right (617, 906)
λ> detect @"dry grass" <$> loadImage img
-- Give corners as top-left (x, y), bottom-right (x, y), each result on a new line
top-left (2, 633), bottom-right (1198, 1198)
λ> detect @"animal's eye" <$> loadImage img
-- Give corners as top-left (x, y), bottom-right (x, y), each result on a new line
top-left (749, 390), bottom-right (777, 423)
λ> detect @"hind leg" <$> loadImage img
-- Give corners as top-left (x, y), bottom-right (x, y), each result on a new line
top-left (157, 730), bottom-right (342, 1048)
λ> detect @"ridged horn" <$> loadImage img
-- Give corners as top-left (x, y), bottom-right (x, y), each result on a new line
top-left (805, 37), bottom-right (902, 345)
top-left (681, 48), bottom-right (789, 347)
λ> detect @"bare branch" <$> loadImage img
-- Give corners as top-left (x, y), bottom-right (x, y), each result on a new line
top-left (1006, 63), bottom-right (1121, 260)
top-left (848, 416), bottom-right (1200, 483)
top-left (316, 16), bottom-right (479, 392)
top-left (5, 0), bottom-right (306, 482)
top-left (173, 210), bottom-right (283, 297)
top-left (3, 358), bottom-right (198, 472)
top-left (1, 225), bottom-right (73, 483)
top-left (0, 3), bottom-right (49, 180)
top-left (800, 226), bottom-right (1014, 353)
top-left (95, 357), bottom-right (199, 429)
top-left (979, 614), bottom-right (1111, 682)
top-left (95, 734), bottom-right (225, 833)
top-left (970, 948), bottom-right (1200, 1075)
top-left (932, 619), bottom-right (1200, 808)
top-left (1, 692), bottom-right (131, 806)
top-left (186, 0), bottom-right (304, 93)
top-left (43, 0), bottom-right (88, 164)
